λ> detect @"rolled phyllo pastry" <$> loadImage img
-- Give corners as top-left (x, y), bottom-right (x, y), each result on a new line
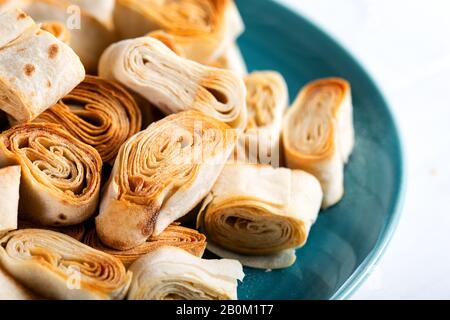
top-left (235, 71), bottom-right (288, 166)
top-left (0, 8), bottom-right (85, 124)
top-left (15, 0), bottom-right (116, 73)
top-left (114, 0), bottom-right (244, 64)
top-left (0, 166), bottom-right (21, 235)
top-left (282, 78), bottom-right (355, 208)
top-left (127, 246), bottom-right (244, 300)
top-left (0, 229), bottom-right (132, 300)
top-left (35, 75), bottom-right (142, 163)
top-left (0, 123), bottom-right (102, 226)
top-left (96, 111), bottom-right (236, 250)
top-left (99, 37), bottom-right (247, 130)
top-left (18, 220), bottom-right (86, 241)
top-left (197, 163), bottom-right (323, 269)
top-left (84, 224), bottom-right (206, 267)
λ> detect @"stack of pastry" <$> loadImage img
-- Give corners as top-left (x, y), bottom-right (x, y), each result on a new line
top-left (0, 1), bottom-right (355, 301)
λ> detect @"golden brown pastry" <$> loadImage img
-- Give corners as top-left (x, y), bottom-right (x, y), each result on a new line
top-left (235, 71), bottom-right (288, 166)
top-left (0, 166), bottom-right (21, 235)
top-left (0, 123), bottom-right (102, 226)
top-left (282, 78), bottom-right (355, 208)
top-left (127, 246), bottom-right (244, 300)
top-left (99, 36), bottom-right (247, 130)
top-left (114, 0), bottom-right (244, 64)
top-left (0, 8), bottom-right (85, 124)
top-left (198, 163), bottom-right (323, 269)
top-left (35, 75), bottom-right (142, 163)
top-left (96, 111), bottom-right (236, 250)
top-left (84, 224), bottom-right (206, 267)
top-left (0, 229), bottom-right (131, 300)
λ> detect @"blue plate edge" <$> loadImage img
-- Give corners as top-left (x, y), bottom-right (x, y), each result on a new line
top-left (265, 0), bottom-right (407, 300)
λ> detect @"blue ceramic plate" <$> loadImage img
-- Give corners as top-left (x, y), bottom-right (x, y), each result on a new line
top-left (234, 0), bottom-right (405, 300)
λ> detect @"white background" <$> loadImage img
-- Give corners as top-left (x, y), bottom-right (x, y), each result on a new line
top-left (277, 0), bottom-right (450, 299)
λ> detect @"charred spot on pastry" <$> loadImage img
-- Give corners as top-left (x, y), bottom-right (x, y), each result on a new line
top-left (58, 213), bottom-right (67, 221)
top-left (17, 12), bottom-right (27, 20)
top-left (24, 64), bottom-right (35, 77)
top-left (48, 44), bottom-right (60, 59)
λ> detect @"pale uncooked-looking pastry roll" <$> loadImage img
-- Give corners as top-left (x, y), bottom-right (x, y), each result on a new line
top-left (0, 229), bottom-right (132, 300)
top-left (0, 8), bottom-right (85, 124)
top-left (99, 37), bottom-right (247, 130)
top-left (282, 78), bottom-right (355, 208)
top-left (0, 123), bottom-right (102, 226)
top-left (147, 31), bottom-right (247, 75)
top-left (96, 111), bottom-right (236, 250)
top-left (40, 21), bottom-right (71, 44)
top-left (235, 71), bottom-right (288, 166)
top-left (127, 246), bottom-right (244, 300)
top-left (16, 0), bottom-right (116, 73)
top-left (114, 0), bottom-right (244, 64)
top-left (197, 163), bottom-right (323, 269)
top-left (84, 224), bottom-right (207, 267)
top-left (35, 75), bottom-right (142, 163)
top-left (0, 166), bottom-right (21, 235)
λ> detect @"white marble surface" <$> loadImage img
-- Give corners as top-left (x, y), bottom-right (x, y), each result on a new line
top-left (277, 0), bottom-right (450, 299)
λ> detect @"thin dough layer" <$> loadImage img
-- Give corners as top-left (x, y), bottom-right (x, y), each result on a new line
top-left (127, 246), bottom-right (244, 300)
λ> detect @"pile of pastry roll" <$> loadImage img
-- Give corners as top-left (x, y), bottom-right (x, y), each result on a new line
top-left (0, 0), bottom-right (354, 300)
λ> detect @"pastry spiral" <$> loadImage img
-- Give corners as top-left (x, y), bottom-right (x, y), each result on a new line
top-left (127, 246), bottom-right (244, 300)
top-left (0, 8), bottom-right (85, 124)
top-left (0, 229), bottom-right (131, 300)
top-left (84, 224), bottom-right (206, 267)
top-left (35, 75), bottom-right (142, 163)
top-left (282, 78), bottom-right (355, 208)
top-left (96, 110), bottom-right (236, 250)
top-left (198, 163), bottom-right (323, 269)
top-left (0, 123), bottom-right (102, 226)
top-left (236, 71), bottom-right (287, 166)
top-left (114, 0), bottom-right (244, 64)
top-left (99, 36), bottom-right (247, 130)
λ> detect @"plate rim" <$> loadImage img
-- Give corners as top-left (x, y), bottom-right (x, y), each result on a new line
top-left (254, 0), bottom-right (407, 300)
